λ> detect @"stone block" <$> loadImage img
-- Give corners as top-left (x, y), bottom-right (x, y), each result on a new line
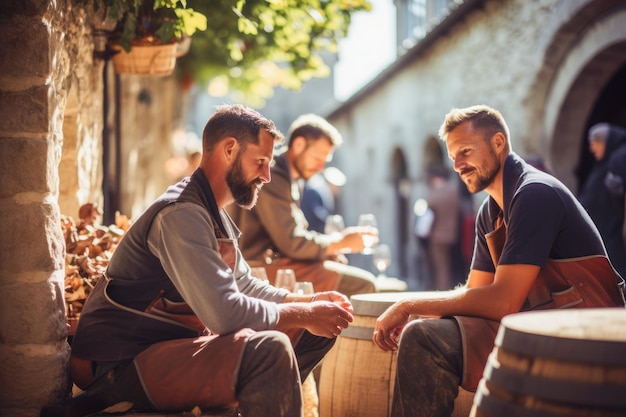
top-left (0, 202), bottom-right (63, 274)
top-left (0, 16), bottom-right (50, 86)
top-left (0, 87), bottom-right (49, 134)
top-left (0, 277), bottom-right (67, 344)
top-left (0, 342), bottom-right (71, 410)
top-left (0, 137), bottom-right (50, 198)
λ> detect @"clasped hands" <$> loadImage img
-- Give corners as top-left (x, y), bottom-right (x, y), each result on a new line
top-left (308, 291), bottom-right (354, 338)
top-left (280, 291), bottom-right (353, 339)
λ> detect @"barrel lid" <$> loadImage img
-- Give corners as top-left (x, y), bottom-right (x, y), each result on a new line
top-left (496, 308), bottom-right (626, 365)
top-left (350, 292), bottom-right (423, 316)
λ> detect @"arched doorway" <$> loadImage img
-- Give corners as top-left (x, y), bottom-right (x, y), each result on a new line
top-left (575, 62), bottom-right (626, 190)
top-left (541, 5), bottom-right (626, 191)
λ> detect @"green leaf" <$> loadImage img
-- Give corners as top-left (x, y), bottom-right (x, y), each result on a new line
top-left (118, 12), bottom-right (137, 51)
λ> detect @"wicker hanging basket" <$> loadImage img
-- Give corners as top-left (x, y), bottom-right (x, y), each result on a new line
top-left (111, 42), bottom-right (178, 76)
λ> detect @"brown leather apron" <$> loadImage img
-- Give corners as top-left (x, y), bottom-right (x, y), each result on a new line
top-left (133, 328), bottom-right (252, 409)
top-left (133, 238), bottom-right (247, 409)
top-left (72, 238), bottom-right (250, 409)
top-left (454, 219), bottom-right (625, 391)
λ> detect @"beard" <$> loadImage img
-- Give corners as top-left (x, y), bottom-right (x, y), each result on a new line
top-left (292, 155), bottom-right (316, 181)
top-left (226, 156), bottom-right (262, 209)
top-left (462, 149), bottom-right (500, 193)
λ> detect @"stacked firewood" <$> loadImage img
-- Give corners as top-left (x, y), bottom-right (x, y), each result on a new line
top-left (61, 210), bottom-right (130, 332)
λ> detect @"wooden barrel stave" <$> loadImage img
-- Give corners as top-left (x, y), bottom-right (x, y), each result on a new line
top-left (319, 294), bottom-right (399, 417)
top-left (320, 292), bottom-right (474, 417)
top-left (472, 308), bottom-right (626, 417)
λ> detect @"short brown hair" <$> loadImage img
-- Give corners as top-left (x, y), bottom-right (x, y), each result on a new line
top-left (287, 114), bottom-right (343, 148)
top-left (202, 104), bottom-right (284, 153)
top-left (438, 105), bottom-right (510, 146)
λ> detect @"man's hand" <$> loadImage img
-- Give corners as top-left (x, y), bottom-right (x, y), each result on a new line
top-left (373, 300), bottom-right (411, 351)
top-left (326, 226), bottom-right (379, 256)
top-left (277, 295), bottom-right (354, 338)
top-left (313, 291), bottom-right (353, 313)
top-left (283, 291), bottom-right (352, 313)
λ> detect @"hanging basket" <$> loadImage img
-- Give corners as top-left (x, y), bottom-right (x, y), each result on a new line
top-left (111, 42), bottom-right (178, 76)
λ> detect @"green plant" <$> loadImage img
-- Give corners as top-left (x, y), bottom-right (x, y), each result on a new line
top-left (79, 0), bottom-right (207, 51)
top-left (79, 0), bottom-right (372, 103)
top-left (177, 0), bottom-right (371, 106)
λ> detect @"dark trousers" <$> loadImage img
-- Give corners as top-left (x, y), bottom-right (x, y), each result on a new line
top-left (392, 318), bottom-right (464, 417)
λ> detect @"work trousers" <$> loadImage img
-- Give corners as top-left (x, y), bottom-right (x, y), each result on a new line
top-left (392, 317), bottom-right (464, 417)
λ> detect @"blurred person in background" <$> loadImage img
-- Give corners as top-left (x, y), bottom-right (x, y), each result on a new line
top-left (424, 164), bottom-right (461, 290)
top-left (228, 114), bottom-right (377, 297)
top-left (413, 196), bottom-right (434, 290)
top-left (454, 176), bottom-right (476, 285)
top-left (301, 166), bottom-right (346, 233)
top-left (578, 123), bottom-right (626, 280)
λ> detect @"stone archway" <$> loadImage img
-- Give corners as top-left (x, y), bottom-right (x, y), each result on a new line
top-left (574, 62), bottom-right (626, 190)
top-left (542, 4), bottom-right (626, 191)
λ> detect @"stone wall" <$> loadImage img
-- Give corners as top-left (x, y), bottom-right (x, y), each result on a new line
top-left (0, 1), bottom-right (78, 415)
top-left (116, 74), bottom-right (180, 221)
top-left (0, 1), bottom-right (180, 414)
top-left (58, 9), bottom-right (107, 221)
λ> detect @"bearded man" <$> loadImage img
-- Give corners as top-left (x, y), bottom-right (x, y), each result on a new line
top-left (373, 105), bottom-right (626, 417)
top-left (47, 104), bottom-right (355, 417)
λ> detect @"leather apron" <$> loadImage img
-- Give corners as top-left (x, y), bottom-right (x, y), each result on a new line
top-left (133, 237), bottom-right (247, 410)
top-left (454, 219), bottom-right (625, 392)
top-left (72, 238), bottom-right (249, 410)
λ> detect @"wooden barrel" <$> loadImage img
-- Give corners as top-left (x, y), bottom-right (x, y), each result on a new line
top-left (319, 292), bottom-right (474, 417)
top-left (471, 308), bottom-right (626, 417)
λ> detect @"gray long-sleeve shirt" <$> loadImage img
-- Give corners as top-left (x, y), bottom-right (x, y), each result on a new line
top-left (147, 202), bottom-right (289, 335)
top-left (73, 170), bottom-right (294, 361)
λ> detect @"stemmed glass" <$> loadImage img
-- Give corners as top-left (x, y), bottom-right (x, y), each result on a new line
top-left (324, 214), bottom-right (345, 238)
top-left (357, 213), bottom-right (378, 254)
top-left (275, 268), bottom-right (297, 291)
top-left (373, 243), bottom-right (392, 280)
top-left (293, 281), bottom-right (314, 296)
top-left (250, 267), bottom-right (269, 283)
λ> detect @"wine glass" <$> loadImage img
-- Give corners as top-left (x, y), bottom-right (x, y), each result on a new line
top-left (324, 214), bottom-right (345, 237)
top-left (275, 268), bottom-right (297, 291)
top-left (293, 281), bottom-right (314, 296)
top-left (250, 267), bottom-right (269, 283)
top-left (357, 213), bottom-right (378, 254)
top-left (373, 244), bottom-right (391, 280)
